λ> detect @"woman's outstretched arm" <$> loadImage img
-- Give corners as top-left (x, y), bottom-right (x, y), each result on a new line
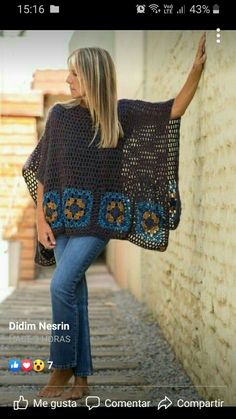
top-left (170, 32), bottom-right (207, 119)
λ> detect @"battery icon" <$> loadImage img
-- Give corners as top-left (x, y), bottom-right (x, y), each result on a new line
top-left (213, 4), bottom-right (219, 14)
top-left (50, 5), bottom-right (60, 13)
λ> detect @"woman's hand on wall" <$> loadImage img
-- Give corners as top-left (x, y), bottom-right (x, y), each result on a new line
top-left (192, 32), bottom-right (207, 73)
top-left (170, 32), bottom-right (207, 119)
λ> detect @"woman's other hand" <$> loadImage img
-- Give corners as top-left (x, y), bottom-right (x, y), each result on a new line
top-left (37, 217), bottom-right (56, 249)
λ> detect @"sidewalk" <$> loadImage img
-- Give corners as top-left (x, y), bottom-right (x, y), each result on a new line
top-left (0, 263), bottom-right (200, 407)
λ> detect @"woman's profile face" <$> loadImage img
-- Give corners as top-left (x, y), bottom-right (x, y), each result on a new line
top-left (66, 68), bottom-right (85, 99)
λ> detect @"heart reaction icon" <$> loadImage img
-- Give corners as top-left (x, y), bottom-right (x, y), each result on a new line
top-left (21, 359), bottom-right (33, 372)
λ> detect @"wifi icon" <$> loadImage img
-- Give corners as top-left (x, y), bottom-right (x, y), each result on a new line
top-left (149, 4), bottom-right (161, 13)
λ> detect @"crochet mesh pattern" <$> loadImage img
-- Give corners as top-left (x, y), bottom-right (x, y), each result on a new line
top-left (22, 99), bottom-right (181, 266)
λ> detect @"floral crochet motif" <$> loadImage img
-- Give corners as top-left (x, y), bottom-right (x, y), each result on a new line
top-left (63, 188), bottom-right (93, 228)
top-left (135, 201), bottom-right (165, 245)
top-left (98, 192), bottom-right (131, 232)
top-left (43, 191), bottom-right (63, 229)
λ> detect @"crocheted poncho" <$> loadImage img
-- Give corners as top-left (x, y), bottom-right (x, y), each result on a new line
top-left (22, 99), bottom-right (181, 266)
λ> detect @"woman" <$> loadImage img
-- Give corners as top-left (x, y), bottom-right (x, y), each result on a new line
top-left (22, 33), bottom-right (206, 399)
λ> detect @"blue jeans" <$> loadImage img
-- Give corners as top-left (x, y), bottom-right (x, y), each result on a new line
top-left (50, 234), bottom-right (109, 376)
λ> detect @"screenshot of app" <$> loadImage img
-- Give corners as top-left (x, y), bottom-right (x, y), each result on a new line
top-left (0, 1), bottom-right (235, 416)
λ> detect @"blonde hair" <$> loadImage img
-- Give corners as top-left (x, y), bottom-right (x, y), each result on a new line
top-left (63, 47), bottom-right (123, 148)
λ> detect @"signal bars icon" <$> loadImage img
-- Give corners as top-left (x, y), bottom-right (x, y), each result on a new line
top-left (177, 5), bottom-right (185, 14)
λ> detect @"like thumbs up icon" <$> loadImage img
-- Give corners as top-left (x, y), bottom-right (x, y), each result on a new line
top-left (13, 395), bottom-right (29, 410)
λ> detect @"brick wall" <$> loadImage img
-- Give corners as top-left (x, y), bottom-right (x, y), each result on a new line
top-left (107, 30), bottom-right (236, 404)
top-left (0, 92), bottom-right (44, 280)
top-left (0, 68), bottom-right (71, 281)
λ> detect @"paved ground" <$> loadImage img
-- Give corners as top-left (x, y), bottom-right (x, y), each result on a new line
top-left (0, 263), bottom-right (200, 408)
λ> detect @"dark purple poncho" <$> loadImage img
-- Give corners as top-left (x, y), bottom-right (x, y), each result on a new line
top-left (22, 99), bottom-right (181, 266)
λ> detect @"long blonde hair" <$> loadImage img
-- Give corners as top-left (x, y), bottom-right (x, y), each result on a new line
top-left (63, 47), bottom-right (123, 148)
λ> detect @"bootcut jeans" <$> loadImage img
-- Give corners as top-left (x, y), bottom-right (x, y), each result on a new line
top-left (50, 234), bottom-right (109, 376)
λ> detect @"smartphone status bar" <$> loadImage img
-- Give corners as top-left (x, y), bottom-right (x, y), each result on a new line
top-left (0, 1), bottom-right (235, 29)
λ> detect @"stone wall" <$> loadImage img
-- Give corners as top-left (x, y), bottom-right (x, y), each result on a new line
top-left (107, 30), bottom-right (236, 405)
